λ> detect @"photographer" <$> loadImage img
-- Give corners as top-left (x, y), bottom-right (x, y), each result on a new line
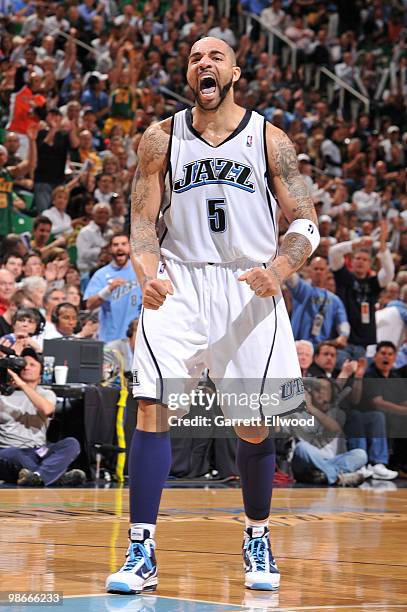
top-left (284, 379), bottom-right (368, 487)
top-left (0, 347), bottom-right (85, 487)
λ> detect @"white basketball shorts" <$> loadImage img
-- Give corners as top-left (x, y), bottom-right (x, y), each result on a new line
top-left (132, 258), bottom-right (303, 417)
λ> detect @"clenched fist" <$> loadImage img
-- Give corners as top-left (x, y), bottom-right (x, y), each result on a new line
top-left (143, 279), bottom-right (174, 310)
top-left (238, 267), bottom-right (280, 297)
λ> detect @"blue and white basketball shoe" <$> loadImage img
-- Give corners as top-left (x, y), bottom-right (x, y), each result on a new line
top-left (243, 526), bottom-right (280, 591)
top-left (106, 529), bottom-right (158, 594)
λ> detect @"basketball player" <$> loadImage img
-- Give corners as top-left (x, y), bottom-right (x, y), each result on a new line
top-left (106, 37), bottom-right (319, 594)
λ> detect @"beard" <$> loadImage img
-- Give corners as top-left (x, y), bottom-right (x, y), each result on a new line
top-left (190, 77), bottom-right (234, 111)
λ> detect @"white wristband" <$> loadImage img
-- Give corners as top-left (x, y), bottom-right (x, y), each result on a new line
top-left (98, 286), bottom-right (111, 301)
top-left (285, 219), bottom-right (320, 255)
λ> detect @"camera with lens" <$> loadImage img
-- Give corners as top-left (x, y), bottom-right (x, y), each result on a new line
top-left (0, 350), bottom-right (26, 395)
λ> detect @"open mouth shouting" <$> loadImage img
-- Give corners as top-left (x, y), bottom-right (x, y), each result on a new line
top-left (198, 74), bottom-right (218, 100)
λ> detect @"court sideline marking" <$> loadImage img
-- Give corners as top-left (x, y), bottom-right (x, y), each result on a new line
top-left (63, 593), bottom-right (407, 610)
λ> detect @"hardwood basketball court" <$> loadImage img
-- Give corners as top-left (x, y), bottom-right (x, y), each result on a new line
top-left (0, 486), bottom-right (406, 611)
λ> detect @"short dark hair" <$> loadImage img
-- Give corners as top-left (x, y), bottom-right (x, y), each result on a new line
top-left (47, 108), bottom-right (62, 117)
top-left (109, 232), bottom-right (129, 246)
top-left (3, 251), bottom-right (23, 264)
top-left (56, 302), bottom-right (78, 315)
top-left (314, 341), bottom-right (337, 356)
top-left (376, 341), bottom-right (397, 353)
top-left (33, 216), bottom-right (52, 231)
top-left (23, 250), bottom-right (42, 264)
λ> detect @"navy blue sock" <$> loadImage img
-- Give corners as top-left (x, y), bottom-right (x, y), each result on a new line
top-left (129, 430), bottom-right (172, 524)
top-left (236, 437), bottom-right (276, 521)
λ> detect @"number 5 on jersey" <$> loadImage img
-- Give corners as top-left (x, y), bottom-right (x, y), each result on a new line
top-left (207, 198), bottom-right (227, 233)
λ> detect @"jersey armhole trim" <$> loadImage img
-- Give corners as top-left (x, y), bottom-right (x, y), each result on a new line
top-left (164, 115), bottom-right (175, 180)
top-left (160, 116), bottom-right (174, 245)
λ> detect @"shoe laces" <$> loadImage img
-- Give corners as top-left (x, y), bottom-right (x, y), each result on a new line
top-left (123, 541), bottom-right (153, 572)
top-left (246, 537), bottom-right (269, 572)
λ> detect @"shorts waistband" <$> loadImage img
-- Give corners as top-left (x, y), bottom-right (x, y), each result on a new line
top-left (164, 257), bottom-right (267, 269)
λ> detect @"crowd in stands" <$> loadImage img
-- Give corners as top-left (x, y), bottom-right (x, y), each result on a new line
top-left (0, 0), bottom-right (406, 487)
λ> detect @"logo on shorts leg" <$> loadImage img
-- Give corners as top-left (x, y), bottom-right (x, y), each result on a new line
top-left (280, 378), bottom-right (304, 401)
top-left (132, 369), bottom-right (141, 386)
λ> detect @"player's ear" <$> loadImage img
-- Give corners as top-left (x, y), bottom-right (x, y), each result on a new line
top-left (232, 65), bottom-right (241, 83)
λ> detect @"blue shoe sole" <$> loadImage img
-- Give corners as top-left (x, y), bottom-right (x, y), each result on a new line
top-left (106, 582), bottom-right (157, 595)
top-left (247, 583), bottom-right (279, 591)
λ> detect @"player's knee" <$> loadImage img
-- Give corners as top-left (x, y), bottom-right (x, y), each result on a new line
top-left (235, 424), bottom-right (269, 444)
top-left (137, 400), bottom-right (170, 433)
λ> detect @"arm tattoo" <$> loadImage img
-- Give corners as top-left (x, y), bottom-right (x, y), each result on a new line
top-left (130, 123), bottom-right (169, 258)
top-left (278, 233), bottom-right (312, 270)
top-left (270, 134), bottom-right (317, 223)
top-left (266, 265), bottom-right (283, 285)
top-left (130, 219), bottom-right (160, 257)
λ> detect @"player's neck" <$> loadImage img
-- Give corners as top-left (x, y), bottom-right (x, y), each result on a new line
top-left (192, 99), bottom-right (244, 134)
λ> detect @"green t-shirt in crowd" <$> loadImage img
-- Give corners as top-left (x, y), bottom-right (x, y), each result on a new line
top-left (0, 167), bottom-right (14, 236)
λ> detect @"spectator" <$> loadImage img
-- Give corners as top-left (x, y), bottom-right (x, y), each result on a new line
top-left (260, 0), bottom-right (286, 31)
top-left (30, 216), bottom-right (66, 258)
top-left (0, 269), bottom-right (16, 315)
top-left (43, 186), bottom-right (73, 238)
top-left (23, 252), bottom-right (43, 278)
top-left (352, 175), bottom-right (381, 222)
top-left (84, 233), bottom-right (142, 342)
top-left (41, 288), bottom-right (67, 340)
top-left (44, 302), bottom-right (78, 339)
top-left (65, 285), bottom-right (82, 309)
top-left (0, 307), bottom-right (43, 354)
top-left (94, 174), bottom-right (115, 204)
top-left (285, 380), bottom-right (367, 487)
top-left (362, 342), bottom-right (407, 418)
top-left (0, 289), bottom-right (34, 337)
top-left (308, 341), bottom-right (359, 380)
top-left (329, 224), bottom-right (394, 364)
top-left (295, 340), bottom-right (314, 377)
top-left (0, 127), bottom-right (38, 237)
top-left (335, 52), bottom-right (359, 89)
top-left (33, 108), bottom-right (79, 213)
top-left (109, 193), bottom-right (126, 233)
top-left (75, 310), bottom-right (99, 339)
top-left (287, 257), bottom-right (350, 348)
top-left (44, 4), bottom-right (70, 36)
top-left (0, 347), bottom-right (85, 487)
top-left (285, 17), bottom-right (314, 54)
top-left (6, 71), bottom-right (46, 159)
top-left (77, 129), bottom-right (102, 174)
top-left (65, 266), bottom-right (81, 288)
top-left (20, 276), bottom-right (47, 310)
top-left (2, 253), bottom-right (24, 280)
top-left (4, 132), bottom-right (22, 166)
top-left (208, 17), bottom-right (237, 48)
top-left (80, 73), bottom-right (109, 126)
top-left (346, 342), bottom-right (402, 481)
top-left (321, 125), bottom-right (343, 178)
top-left (107, 317), bottom-right (139, 374)
top-left (76, 203), bottom-right (113, 283)
top-left (376, 284), bottom-right (407, 350)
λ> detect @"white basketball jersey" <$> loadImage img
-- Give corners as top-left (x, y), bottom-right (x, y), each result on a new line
top-left (159, 109), bottom-right (279, 264)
